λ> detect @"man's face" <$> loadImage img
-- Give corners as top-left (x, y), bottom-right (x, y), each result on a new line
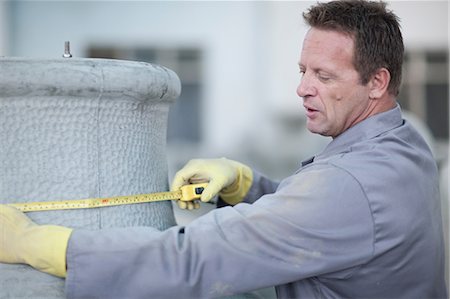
top-left (297, 28), bottom-right (371, 138)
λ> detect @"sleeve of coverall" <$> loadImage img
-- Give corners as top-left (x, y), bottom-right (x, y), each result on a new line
top-left (65, 164), bottom-right (375, 299)
top-left (243, 170), bottom-right (279, 204)
top-left (218, 170), bottom-right (280, 207)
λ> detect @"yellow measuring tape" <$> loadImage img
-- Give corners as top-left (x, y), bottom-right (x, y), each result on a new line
top-left (7, 183), bottom-right (208, 212)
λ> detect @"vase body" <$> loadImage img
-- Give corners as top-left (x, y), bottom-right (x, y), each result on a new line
top-left (0, 57), bottom-right (180, 298)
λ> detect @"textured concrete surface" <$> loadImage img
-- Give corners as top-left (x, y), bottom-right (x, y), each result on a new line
top-left (0, 57), bottom-right (181, 298)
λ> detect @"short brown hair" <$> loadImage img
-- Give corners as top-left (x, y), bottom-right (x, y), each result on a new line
top-left (303, 0), bottom-right (404, 96)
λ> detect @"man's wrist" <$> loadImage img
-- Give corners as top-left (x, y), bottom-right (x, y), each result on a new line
top-left (220, 165), bottom-right (253, 205)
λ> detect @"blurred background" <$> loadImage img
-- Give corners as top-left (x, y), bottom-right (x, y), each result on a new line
top-left (0, 0), bottom-right (447, 177)
top-left (0, 0), bottom-right (448, 285)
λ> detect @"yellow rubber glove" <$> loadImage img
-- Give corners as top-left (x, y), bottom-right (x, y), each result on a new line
top-left (171, 158), bottom-right (253, 209)
top-left (0, 204), bottom-right (72, 278)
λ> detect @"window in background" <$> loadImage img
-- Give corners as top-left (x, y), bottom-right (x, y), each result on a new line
top-left (87, 47), bottom-right (203, 144)
top-left (399, 50), bottom-right (449, 162)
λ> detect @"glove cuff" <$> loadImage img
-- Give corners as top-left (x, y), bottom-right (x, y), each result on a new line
top-left (219, 163), bottom-right (253, 205)
top-left (25, 225), bottom-right (73, 278)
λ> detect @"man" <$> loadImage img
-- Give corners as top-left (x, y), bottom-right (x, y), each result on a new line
top-left (0, 0), bottom-right (447, 297)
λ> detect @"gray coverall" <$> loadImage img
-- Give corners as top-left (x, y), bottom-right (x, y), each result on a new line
top-left (65, 105), bottom-right (447, 298)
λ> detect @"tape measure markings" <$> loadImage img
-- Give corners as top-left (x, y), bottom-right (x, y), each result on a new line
top-left (7, 183), bottom-right (208, 213)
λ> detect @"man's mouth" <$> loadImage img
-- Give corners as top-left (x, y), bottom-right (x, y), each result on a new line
top-left (304, 105), bottom-right (318, 112)
top-left (304, 105), bottom-right (319, 118)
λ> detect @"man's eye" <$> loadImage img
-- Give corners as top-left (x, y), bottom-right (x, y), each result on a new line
top-left (317, 73), bottom-right (331, 82)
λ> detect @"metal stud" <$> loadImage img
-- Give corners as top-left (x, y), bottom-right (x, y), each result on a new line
top-left (63, 41), bottom-right (72, 58)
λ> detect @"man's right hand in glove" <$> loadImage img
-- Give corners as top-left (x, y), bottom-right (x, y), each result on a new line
top-left (0, 204), bottom-right (72, 278)
top-left (171, 158), bottom-right (253, 210)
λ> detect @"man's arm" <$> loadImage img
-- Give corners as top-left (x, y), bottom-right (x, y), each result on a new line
top-left (65, 164), bottom-right (374, 298)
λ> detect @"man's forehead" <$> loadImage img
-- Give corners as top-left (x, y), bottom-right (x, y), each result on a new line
top-left (303, 28), bottom-right (354, 48)
top-left (298, 28), bottom-right (359, 78)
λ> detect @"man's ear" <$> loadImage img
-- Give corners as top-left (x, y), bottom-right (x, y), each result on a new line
top-left (369, 68), bottom-right (391, 99)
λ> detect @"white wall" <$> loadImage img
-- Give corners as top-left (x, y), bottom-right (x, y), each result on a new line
top-left (0, 0), bottom-right (9, 56)
top-left (390, 1), bottom-right (449, 49)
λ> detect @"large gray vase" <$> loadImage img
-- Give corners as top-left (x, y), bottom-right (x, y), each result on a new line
top-left (0, 57), bottom-right (180, 298)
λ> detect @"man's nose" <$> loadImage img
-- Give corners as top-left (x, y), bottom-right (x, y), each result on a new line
top-left (297, 73), bottom-right (315, 98)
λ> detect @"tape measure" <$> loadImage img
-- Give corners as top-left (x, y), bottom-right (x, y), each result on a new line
top-left (7, 183), bottom-right (208, 213)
